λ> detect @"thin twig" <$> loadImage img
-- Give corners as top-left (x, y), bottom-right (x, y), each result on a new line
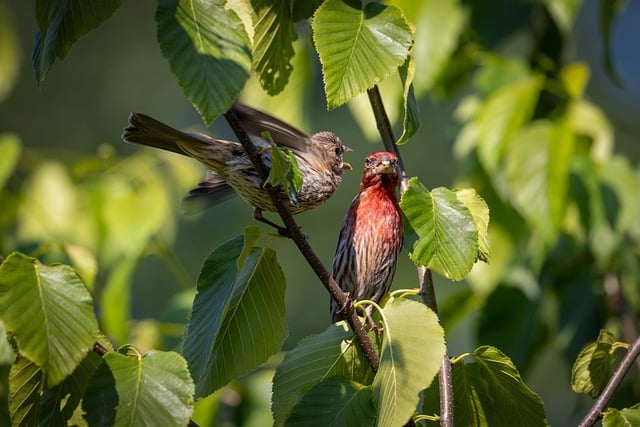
top-left (578, 334), bottom-right (640, 427)
top-left (223, 109), bottom-right (380, 372)
top-left (368, 86), bottom-right (454, 427)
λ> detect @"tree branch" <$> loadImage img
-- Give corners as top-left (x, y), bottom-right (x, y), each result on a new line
top-left (223, 109), bottom-right (380, 372)
top-left (578, 334), bottom-right (640, 427)
top-left (367, 86), bottom-right (454, 427)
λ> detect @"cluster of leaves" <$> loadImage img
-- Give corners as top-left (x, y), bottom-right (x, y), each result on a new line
top-left (1, 0), bottom-right (639, 426)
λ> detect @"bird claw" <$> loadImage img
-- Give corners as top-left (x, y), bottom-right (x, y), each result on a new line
top-left (365, 312), bottom-right (384, 334)
top-left (337, 292), bottom-right (352, 317)
top-left (253, 208), bottom-right (288, 235)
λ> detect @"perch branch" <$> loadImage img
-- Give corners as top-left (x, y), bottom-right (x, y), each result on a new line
top-left (223, 109), bottom-right (380, 372)
top-left (367, 86), bottom-right (454, 427)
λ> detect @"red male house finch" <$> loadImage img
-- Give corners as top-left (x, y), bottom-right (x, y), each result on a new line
top-left (331, 152), bottom-right (403, 325)
top-left (122, 104), bottom-right (351, 221)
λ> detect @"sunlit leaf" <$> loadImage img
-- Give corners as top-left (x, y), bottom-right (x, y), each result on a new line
top-left (83, 346), bottom-right (194, 426)
top-left (183, 233), bottom-right (287, 398)
top-left (504, 121), bottom-right (572, 243)
top-left (0, 252), bottom-right (98, 386)
top-left (373, 299), bottom-right (445, 427)
top-left (456, 188), bottom-right (490, 262)
top-left (287, 376), bottom-right (375, 426)
top-left (101, 257), bottom-right (137, 344)
top-left (543, 0), bottom-right (582, 33)
top-left (568, 99), bottom-right (613, 163)
top-left (560, 62), bottom-right (590, 99)
top-left (156, 0), bottom-right (252, 124)
top-left (264, 140), bottom-right (303, 205)
top-left (0, 4), bottom-right (21, 102)
top-left (250, 0), bottom-right (297, 95)
top-left (312, 0), bottom-right (413, 109)
top-left (571, 329), bottom-right (621, 398)
top-left (476, 75), bottom-right (542, 173)
top-left (389, 0), bottom-right (466, 96)
top-left (0, 133), bottom-right (20, 189)
top-left (603, 403), bottom-right (640, 427)
top-left (62, 243), bottom-right (98, 291)
top-left (33, 0), bottom-right (122, 83)
top-left (401, 179), bottom-right (479, 280)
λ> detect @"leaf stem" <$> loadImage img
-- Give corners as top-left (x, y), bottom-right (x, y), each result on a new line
top-left (367, 86), bottom-right (454, 427)
top-left (578, 334), bottom-right (640, 427)
top-left (223, 108), bottom-right (380, 372)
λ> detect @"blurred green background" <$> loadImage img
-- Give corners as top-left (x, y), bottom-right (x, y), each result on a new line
top-left (2, 0), bottom-right (640, 425)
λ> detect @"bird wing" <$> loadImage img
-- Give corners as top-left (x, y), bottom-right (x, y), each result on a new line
top-left (229, 103), bottom-right (310, 151)
top-left (181, 171), bottom-right (235, 215)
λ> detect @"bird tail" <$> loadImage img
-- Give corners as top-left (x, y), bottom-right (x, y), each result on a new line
top-left (122, 112), bottom-right (196, 156)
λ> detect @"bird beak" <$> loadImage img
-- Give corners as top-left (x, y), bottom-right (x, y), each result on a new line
top-left (342, 145), bottom-right (353, 170)
top-left (375, 159), bottom-right (393, 175)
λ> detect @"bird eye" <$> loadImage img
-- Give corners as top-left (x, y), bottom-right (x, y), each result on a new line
top-left (335, 146), bottom-right (342, 156)
top-left (365, 157), bottom-right (373, 167)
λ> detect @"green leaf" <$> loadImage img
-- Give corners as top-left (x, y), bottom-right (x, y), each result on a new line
top-left (396, 56), bottom-right (421, 145)
top-left (33, 0), bottom-right (122, 84)
top-left (560, 62), bottom-right (590, 99)
top-left (183, 234), bottom-right (288, 398)
top-left (8, 355), bottom-right (44, 426)
top-left (0, 4), bottom-right (21, 102)
top-left (543, 0), bottom-right (582, 33)
top-left (400, 179), bottom-right (479, 280)
top-left (250, 0), bottom-right (297, 95)
top-left (39, 348), bottom-right (102, 426)
top-left (453, 346), bottom-right (548, 427)
top-left (83, 347), bottom-right (194, 426)
top-left (16, 161), bottom-right (82, 245)
top-left (156, 0), bottom-right (252, 124)
top-left (0, 252), bottom-right (98, 387)
top-left (312, 0), bottom-right (413, 109)
top-left (287, 376), bottom-right (375, 426)
top-left (61, 243), bottom-right (98, 291)
top-left (603, 403), bottom-right (640, 427)
top-left (373, 299), bottom-right (445, 427)
top-left (598, 0), bottom-right (626, 87)
top-left (389, 0), bottom-right (466, 96)
top-left (504, 121), bottom-right (573, 242)
top-left (571, 329), bottom-right (620, 398)
top-left (476, 75), bottom-right (543, 173)
top-left (272, 323), bottom-right (364, 426)
top-left (0, 133), bottom-right (21, 189)
top-left (455, 188), bottom-right (490, 262)
top-left (568, 99), bottom-right (613, 163)
top-left (101, 257), bottom-right (137, 344)
top-left (264, 139), bottom-right (303, 205)
top-left (477, 286), bottom-right (547, 373)
top-left (99, 155), bottom-right (173, 263)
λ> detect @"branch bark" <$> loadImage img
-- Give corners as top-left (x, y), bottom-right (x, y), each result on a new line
top-left (367, 86), bottom-right (454, 427)
top-left (223, 109), bottom-right (380, 372)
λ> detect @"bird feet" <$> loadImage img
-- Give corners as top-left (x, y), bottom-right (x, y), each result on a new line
top-left (253, 208), bottom-right (288, 236)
